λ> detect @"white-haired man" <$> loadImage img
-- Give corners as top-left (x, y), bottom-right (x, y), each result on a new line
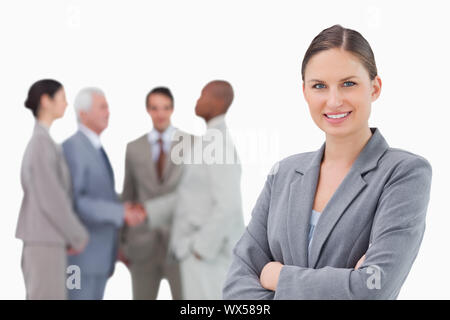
top-left (62, 87), bottom-right (146, 299)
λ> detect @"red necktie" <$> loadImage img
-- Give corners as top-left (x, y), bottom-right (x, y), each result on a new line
top-left (157, 137), bottom-right (166, 183)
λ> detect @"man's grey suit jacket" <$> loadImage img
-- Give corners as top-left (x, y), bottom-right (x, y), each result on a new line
top-left (63, 131), bottom-right (123, 276)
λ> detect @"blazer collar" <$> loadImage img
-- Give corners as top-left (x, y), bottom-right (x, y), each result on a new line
top-left (295, 127), bottom-right (389, 176)
top-left (34, 120), bottom-right (51, 137)
top-left (138, 131), bottom-right (176, 185)
top-left (34, 121), bottom-right (61, 155)
top-left (147, 125), bottom-right (176, 145)
top-left (287, 127), bottom-right (389, 268)
top-left (75, 130), bottom-right (114, 185)
top-left (78, 123), bottom-right (102, 150)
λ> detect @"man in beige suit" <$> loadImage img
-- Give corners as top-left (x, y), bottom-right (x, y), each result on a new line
top-left (120, 87), bottom-right (186, 299)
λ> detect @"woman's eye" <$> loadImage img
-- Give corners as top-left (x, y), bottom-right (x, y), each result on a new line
top-left (343, 81), bottom-right (356, 87)
top-left (313, 83), bottom-right (326, 89)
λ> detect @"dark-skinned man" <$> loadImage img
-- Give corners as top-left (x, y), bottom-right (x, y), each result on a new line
top-left (169, 80), bottom-right (245, 299)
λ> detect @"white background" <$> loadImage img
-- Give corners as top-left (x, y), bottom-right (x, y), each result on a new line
top-left (1, 0), bottom-right (449, 299)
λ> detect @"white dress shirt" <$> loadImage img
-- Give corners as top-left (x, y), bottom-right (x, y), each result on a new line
top-left (147, 125), bottom-right (176, 162)
top-left (79, 123), bottom-right (102, 150)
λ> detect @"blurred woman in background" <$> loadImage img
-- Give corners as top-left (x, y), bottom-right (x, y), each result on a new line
top-left (16, 79), bottom-right (88, 299)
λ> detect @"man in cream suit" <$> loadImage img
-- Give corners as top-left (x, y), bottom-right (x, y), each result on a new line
top-left (120, 87), bottom-right (186, 300)
top-left (63, 87), bottom-right (146, 300)
top-left (169, 80), bottom-right (245, 299)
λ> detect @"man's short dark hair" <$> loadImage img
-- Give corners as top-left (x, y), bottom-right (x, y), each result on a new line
top-left (146, 87), bottom-right (174, 108)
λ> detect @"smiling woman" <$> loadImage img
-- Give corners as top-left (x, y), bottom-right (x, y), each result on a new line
top-left (223, 25), bottom-right (432, 300)
top-left (302, 25), bottom-right (381, 140)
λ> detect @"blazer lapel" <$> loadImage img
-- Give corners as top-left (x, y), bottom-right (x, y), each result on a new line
top-left (161, 133), bottom-right (177, 183)
top-left (56, 143), bottom-right (72, 194)
top-left (153, 127), bottom-right (180, 184)
top-left (307, 170), bottom-right (367, 268)
top-left (161, 148), bottom-right (173, 183)
top-left (287, 144), bottom-right (324, 267)
top-left (137, 135), bottom-right (158, 183)
top-left (307, 128), bottom-right (389, 268)
top-left (35, 123), bottom-right (72, 194)
top-left (76, 131), bottom-right (113, 185)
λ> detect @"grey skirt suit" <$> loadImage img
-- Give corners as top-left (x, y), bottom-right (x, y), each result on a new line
top-left (223, 128), bottom-right (432, 299)
top-left (16, 122), bottom-right (88, 299)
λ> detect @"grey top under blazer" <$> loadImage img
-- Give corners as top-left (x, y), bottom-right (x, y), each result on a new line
top-left (223, 128), bottom-right (432, 300)
top-left (16, 122), bottom-right (88, 250)
top-left (62, 130), bottom-right (124, 275)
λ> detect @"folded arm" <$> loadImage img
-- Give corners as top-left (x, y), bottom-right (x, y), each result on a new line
top-left (223, 173), bottom-right (275, 299)
top-left (273, 157), bottom-right (432, 299)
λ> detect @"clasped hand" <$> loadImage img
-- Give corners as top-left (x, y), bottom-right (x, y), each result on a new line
top-left (67, 202), bottom-right (147, 256)
top-left (124, 202), bottom-right (147, 227)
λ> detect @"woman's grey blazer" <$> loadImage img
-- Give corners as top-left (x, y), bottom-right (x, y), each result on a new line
top-left (16, 122), bottom-right (88, 250)
top-left (223, 128), bottom-right (432, 299)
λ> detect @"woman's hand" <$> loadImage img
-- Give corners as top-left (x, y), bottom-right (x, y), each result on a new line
top-left (67, 239), bottom-right (88, 256)
top-left (259, 254), bottom-right (365, 292)
top-left (355, 254), bottom-right (366, 270)
top-left (260, 261), bottom-right (284, 291)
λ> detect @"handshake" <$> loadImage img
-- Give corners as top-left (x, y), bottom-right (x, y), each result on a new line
top-left (124, 202), bottom-right (147, 227)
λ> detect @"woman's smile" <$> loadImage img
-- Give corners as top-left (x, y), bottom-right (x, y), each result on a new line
top-left (323, 111), bottom-right (352, 124)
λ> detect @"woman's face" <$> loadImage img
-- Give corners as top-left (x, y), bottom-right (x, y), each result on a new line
top-left (52, 88), bottom-right (68, 119)
top-left (41, 87), bottom-right (68, 120)
top-left (303, 48), bottom-right (381, 139)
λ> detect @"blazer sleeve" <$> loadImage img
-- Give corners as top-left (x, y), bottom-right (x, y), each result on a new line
top-left (144, 192), bottom-right (177, 230)
top-left (118, 144), bottom-right (136, 253)
top-left (222, 172), bottom-right (276, 300)
top-left (273, 156), bottom-right (432, 299)
top-left (63, 144), bottom-right (124, 229)
top-left (121, 144), bottom-right (137, 203)
top-left (32, 136), bottom-right (89, 251)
